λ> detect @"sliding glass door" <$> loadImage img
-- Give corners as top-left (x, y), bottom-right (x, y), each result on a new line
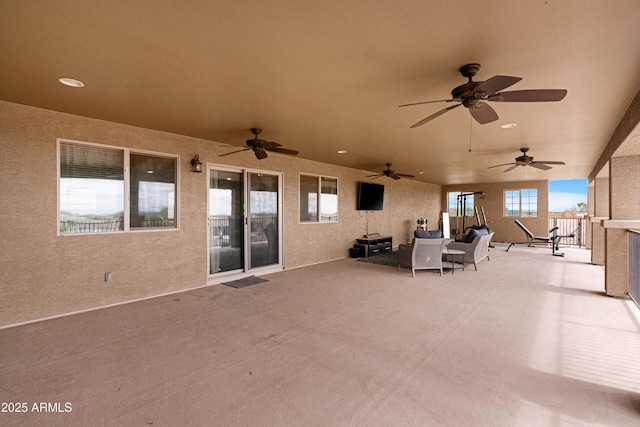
top-left (248, 172), bottom-right (280, 269)
top-left (208, 167), bottom-right (281, 276)
top-left (209, 169), bottom-right (244, 274)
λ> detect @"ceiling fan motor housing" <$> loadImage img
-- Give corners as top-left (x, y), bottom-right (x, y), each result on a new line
top-left (516, 155), bottom-right (533, 164)
top-left (452, 81), bottom-right (482, 101)
top-left (516, 148), bottom-right (532, 164)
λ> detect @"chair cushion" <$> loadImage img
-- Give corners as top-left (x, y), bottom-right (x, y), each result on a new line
top-left (414, 229), bottom-right (443, 239)
top-left (465, 227), bottom-right (489, 243)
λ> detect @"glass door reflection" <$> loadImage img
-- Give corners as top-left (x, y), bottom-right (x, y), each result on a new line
top-left (248, 173), bottom-right (279, 269)
top-left (209, 169), bottom-right (244, 274)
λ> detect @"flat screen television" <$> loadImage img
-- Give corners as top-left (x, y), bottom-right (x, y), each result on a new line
top-left (357, 182), bottom-right (384, 210)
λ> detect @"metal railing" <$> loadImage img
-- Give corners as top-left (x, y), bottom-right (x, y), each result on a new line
top-left (60, 219), bottom-right (123, 233)
top-left (139, 218), bottom-right (175, 228)
top-left (209, 216), bottom-right (234, 247)
top-left (209, 214), bottom-right (277, 246)
top-left (60, 217), bottom-right (174, 233)
top-left (549, 217), bottom-right (586, 247)
top-left (628, 230), bottom-right (640, 308)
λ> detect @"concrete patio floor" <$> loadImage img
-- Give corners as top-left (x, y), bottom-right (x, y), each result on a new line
top-left (1, 243), bottom-right (639, 426)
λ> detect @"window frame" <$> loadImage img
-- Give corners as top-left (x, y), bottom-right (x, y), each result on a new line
top-left (298, 173), bottom-right (339, 224)
top-left (57, 138), bottom-right (180, 235)
top-left (504, 188), bottom-right (538, 218)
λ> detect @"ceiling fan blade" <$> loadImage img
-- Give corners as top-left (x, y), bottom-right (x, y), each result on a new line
top-left (219, 148), bottom-right (251, 157)
top-left (410, 103), bottom-right (462, 128)
top-left (254, 149), bottom-right (268, 160)
top-left (533, 161), bottom-right (566, 165)
top-left (472, 75), bottom-right (522, 96)
top-left (487, 162), bottom-right (516, 169)
top-left (469, 101), bottom-right (499, 124)
top-left (504, 164), bottom-right (520, 172)
top-left (263, 141), bottom-right (282, 149)
top-left (396, 173), bottom-right (415, 178)
top-left (529, 162), bottom-right (552, 170)
top-left (493, 89), bottom-right (567, 102)
top-left (399, 99), bottom-right (457, 107)
top-left (267, 147), bottom-right (299, 155)
top-left (369, 175), bottom-right (383, 179)
top-left (366, 173), bottom-right (382, 178)
top-left (390, 174), bottom-right (401, 180)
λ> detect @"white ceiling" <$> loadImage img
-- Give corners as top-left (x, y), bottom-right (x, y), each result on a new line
top-left (2, 0), bottom-right (640, 185)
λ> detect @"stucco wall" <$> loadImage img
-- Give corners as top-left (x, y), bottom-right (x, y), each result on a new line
top-left (442, 180), bottom-right (549, 243)
top-left (0, 101), bottom-right (441, 326)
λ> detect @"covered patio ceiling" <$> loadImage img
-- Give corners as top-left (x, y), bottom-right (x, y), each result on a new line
top-left (2, 0), bottom-right (640, 184)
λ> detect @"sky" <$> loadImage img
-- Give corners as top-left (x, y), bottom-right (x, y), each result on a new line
top-left (548, 179), bottom-right (587, 212)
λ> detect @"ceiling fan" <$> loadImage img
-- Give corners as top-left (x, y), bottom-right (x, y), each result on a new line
top-left (220, 128), bottom-right (299, 160)
top-left (400, 63), bottom-right (567, 127)
top-left (367, 163), bottom-right (415, 180)
top-left (487, 148), bottom-right (565, 172)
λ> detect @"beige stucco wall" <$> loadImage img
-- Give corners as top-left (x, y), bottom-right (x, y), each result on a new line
top-left (284, 164), bottom-right (441, 267)
top-left (0, 101), bottom-right (441, 326)
top-left (442, 180), bottom-right (549, 243)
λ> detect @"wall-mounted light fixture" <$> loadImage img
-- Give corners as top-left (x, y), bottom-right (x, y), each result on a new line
top-left (191, 155), bottom-right (202, 173)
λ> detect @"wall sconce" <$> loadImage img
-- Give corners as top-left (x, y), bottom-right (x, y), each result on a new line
top-left (191, 155), bottom-right (202, 173)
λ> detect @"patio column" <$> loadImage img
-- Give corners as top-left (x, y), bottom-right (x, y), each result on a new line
top-left (605, 156), bottom-right (640, 297)
top-left (585, 182), bottom-right (595, 249)
top-left (590, 176), bottom-right (609, 265)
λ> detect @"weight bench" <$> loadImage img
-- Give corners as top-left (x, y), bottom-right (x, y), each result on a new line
top-left (506, 219), bottom-right (574, 256)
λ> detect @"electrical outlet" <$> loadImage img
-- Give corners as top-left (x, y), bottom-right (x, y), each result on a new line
top-left (104, 272), bottom-right (112, 282)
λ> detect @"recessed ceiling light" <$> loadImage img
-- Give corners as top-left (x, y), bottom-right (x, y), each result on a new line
top-left (58, 77), bottom-right (84, 88)
top-left (501, 123), bottom-right (517, 129)
top-left (337, 150), bottom-right (347, 154)
top-left (418, 171), bottom-right (425, 175)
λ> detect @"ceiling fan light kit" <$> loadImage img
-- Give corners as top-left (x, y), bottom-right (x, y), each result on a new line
top-left (400, 63), bottom-right (567, 127)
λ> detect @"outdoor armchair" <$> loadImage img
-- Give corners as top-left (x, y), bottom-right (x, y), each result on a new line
top-left (397, 237), bottom-right (445, 276)
top-left (446, 231), bottom-right (494, 271)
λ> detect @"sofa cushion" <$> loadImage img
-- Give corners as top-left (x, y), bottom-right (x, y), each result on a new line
top-left (414, 229), bottom-right (443, 239)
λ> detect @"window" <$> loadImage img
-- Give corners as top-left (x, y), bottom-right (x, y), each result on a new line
top-left (130, 153), bottom-right (177, 228)
top-left (505, 189), bottom-right (537, 217)
top-left (58, 140), bottom-right (178, 234)
top-left (299, 174), bottom-right (338, 223)
top-left (447, 191), bottom-right (474, 217)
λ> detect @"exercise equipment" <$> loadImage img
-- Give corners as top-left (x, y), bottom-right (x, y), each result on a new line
top-left (506, 219), bottom-right (575, 256)
top-left (453, 191), bottom-right (486, 237)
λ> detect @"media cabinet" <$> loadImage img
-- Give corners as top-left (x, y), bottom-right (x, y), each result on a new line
top-left (351, 235), bottom-right (393, 258)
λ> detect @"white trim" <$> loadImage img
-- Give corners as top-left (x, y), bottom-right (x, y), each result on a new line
top-left (286, 256), bottom-right (348, 270)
